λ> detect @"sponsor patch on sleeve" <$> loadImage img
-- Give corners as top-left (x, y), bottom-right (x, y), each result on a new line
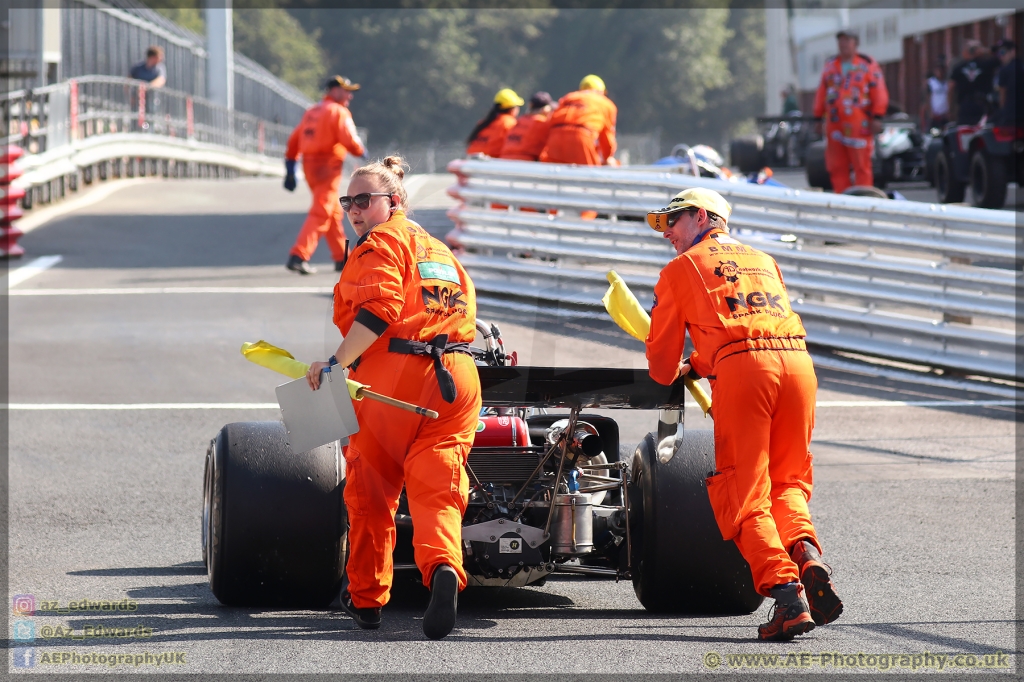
top-left (417, 261), bottom-right (460, 284)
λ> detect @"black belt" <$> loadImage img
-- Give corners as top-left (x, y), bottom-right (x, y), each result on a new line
top-left (388, 334), bottom-right (472, 404)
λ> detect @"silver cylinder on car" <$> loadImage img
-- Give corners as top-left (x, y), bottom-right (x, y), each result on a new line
top-left (544, 419), bottom-right (603, 459)
top-left (550, 492), bottom-right (593, 555)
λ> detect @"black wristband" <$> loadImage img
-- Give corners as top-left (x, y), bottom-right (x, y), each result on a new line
top-left (328, 355), bottom-right (338, 367)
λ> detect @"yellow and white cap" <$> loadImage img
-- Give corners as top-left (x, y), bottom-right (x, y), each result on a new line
top-left (646, 187), bottom-right (732, 232)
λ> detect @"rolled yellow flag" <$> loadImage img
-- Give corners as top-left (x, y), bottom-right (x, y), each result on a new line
top-left (240, 340), bottom-right (365, 400)
top-left (601, 272), bottom-right (713, 417)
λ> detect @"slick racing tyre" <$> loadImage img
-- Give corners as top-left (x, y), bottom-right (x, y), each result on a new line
top-left (729, 136), bottom-right (764, 174)
top-left (204, 421), bottom-right (347, 607)
top-left (804, 140), bottom-right (832, 190)
top-left (969, 148), bottom-right (1008, 209)
top-left (630, 429), bottom-right (763, 614)
top-left (935, 149), bottom-right (966, 203)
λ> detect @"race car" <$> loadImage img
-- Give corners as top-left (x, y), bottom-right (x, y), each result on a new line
top-left (934, 121), bottom-right (1024, 208)
top-left (200, 320), bottom-right (762, 615)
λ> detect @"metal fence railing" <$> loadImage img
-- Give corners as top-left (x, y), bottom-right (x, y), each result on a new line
top-left (3, 76), bottom-right (292, 159)
top-left (446, 159), bottom-right (1019, 381)
top-left (60, 0), bottom-right (311, 126)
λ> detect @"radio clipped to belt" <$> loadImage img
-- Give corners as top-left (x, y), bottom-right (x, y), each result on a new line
top-left (388, 333), bottom-right (473, 403)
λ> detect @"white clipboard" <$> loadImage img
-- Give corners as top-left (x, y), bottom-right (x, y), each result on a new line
top-left (275, 368), bottom-right (360, 455)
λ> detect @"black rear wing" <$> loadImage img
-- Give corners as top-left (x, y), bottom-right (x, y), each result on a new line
top-left (478, 366), bottom-right (688, 410)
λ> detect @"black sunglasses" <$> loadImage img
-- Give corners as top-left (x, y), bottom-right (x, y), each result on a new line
top-left (664, 207), bottom-right (698, 229)
top-left (339, 192), bottom-right (392, 211)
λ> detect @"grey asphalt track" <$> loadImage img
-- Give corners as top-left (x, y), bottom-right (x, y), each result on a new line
top-left (7, 177), bottom-right (1018, 676)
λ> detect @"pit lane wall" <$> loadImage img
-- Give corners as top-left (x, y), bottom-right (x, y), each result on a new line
top-left (446, 158), bottom-right (1018, 382)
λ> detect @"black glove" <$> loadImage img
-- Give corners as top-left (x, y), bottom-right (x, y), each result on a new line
top-left (283, 159), bottom-right (297, 192)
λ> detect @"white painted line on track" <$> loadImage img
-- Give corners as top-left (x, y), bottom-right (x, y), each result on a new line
top-left (5, 400), bottom-right (1015, 411)
top-left (9, 286), bottom-right (333, 296)
top-left (5, 255), bottom-right (62, 289)
top-left (7, 403), bottom-right (279, 410)
top-left (816, 399), bottom-right (1016, 408)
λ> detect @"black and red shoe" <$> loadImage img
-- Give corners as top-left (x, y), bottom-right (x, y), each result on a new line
top-left (791, 539), bottom-right (843, 626)
top-left (757, 582), bottom-right (815, 642)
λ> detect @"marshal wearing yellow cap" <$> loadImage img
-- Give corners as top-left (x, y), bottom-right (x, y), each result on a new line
top-left (466, 88), bottom-right (524, 157)
top-left (539, 74), bottom-right (618, 166)
top-left (644, 185), bottom-right (843, 643)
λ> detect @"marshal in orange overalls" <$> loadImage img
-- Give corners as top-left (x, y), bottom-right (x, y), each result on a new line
top-left (286, 97), bottom-right (366, 262)
top-left (333, 210), bottom-right (482, 609)
top-left (499, 111), bottom-right (553, 161)
top-left (539, 89), bottom-right (617, 165)
top-left (466, 112), bottom-right (518, 158)
top-left (812, 53), bottom-right (889, 192)
top-left (646, 228), bottom-right (821, 597)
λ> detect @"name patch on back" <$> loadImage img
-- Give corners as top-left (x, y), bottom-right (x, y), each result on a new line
top-left (417, 261), bottom-right (460, 284)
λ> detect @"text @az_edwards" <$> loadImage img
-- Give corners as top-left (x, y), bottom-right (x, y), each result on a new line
top-left (38, 623), bottom-right (153, 639)
top-left (702, 650), bottom-right (1012, 671)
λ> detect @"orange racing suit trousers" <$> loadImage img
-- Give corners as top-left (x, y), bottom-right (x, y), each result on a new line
top-left (289, 159), bottom-right (346, 262)
top-left (343, 352), bottom-right (482, 609)
top-left (705, 348), bottom-right (821, 597)
top-left (825, 138), bottom-right (873, 193)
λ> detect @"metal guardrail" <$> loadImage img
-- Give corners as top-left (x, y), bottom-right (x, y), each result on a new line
top-left (446, 159), bottom-right (1020, 380)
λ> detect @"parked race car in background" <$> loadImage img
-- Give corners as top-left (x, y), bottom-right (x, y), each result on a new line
top-left (653, 144), bottom-right (787, 188)
top-left (729, 113), bottom-right (822, 173)
top-left (805, 115), bottom-right (933, 191)
top-left (201, 321), bottom-right (762, 616)
top-left (934, 121), bottom-right (1024, 209)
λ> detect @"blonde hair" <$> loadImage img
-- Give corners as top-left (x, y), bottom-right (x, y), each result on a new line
top-left (351, 155), bottom-right (409, 210)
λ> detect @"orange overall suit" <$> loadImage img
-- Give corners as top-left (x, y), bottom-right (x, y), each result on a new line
top-left (539, 89), bottom-right (617, 165)
top-left (813, 53), bottom-right (889, 192)
top-left (499, 112), bottom-right (553, 161)
top-left (646, 228), bottom-right (821, 597)
top-left (286, 97), bottom-right (366, 262)
top-left (466, 112), bottom-right (518, 158)
top-left (334, 210), bottom-right (482, 610)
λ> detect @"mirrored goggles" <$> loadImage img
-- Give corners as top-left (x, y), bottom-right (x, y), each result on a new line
top-left (340, 192), bottom-right (392, 211)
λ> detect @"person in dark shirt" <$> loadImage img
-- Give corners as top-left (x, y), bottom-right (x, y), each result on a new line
top-left (947, 39), bottom-right (999, 125)
top-left (994, 39), bottom-right (1024, 126)
top-left (130, 45), bottom-right (166, 88)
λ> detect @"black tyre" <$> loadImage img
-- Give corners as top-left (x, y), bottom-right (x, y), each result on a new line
top-left (935, 149), bottom-right (966, 203)
top-left (729, 136), bottom-right (764, 174)
top-left (925, 138), bottom-right (942, 186)
top-left (630, 429), bottom-right (763, 614)
top-left (873, 157), bottom-right (889, 189)
top-left (969, 148), bottom-right (1008, 209)
top-left (843, 185), bottom-right (889, 199)
top-left (204, 421), bottom-right (347, 607)
top-left (805, 140), bottom-right (832, 190)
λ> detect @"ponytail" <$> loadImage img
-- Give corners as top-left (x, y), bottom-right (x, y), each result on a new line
top-left (467, 103), bottom-right (512, 146)
top-left (351, 155), bottom-right (409, 210)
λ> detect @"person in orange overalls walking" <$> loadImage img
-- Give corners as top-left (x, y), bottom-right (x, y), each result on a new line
top-left (644, 188), bottom-right (843, 642)
top-left (284, 75), bottom-right (366, 275)
top-left (305, 155), bottom-right (481, 640)
top-left (466, 89), bottom-right (523, 157)
top-left (499, 91), bottom-right (555, 161)
top-left (539, 74), bottom-right (617, 165)
top-left (813, 29), bottom-right (889, 192)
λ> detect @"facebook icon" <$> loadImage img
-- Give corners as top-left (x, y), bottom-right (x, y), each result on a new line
top-left (13, 647), bottom-right (36, 668)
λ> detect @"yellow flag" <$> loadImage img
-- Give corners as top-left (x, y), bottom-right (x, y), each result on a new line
top-left (240, 340), bottom-right (365, 400)
top-left (601, 272), bottom-right (713, 417)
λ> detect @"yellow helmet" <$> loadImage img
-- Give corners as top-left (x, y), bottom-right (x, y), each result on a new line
top-left (493, 88), bottom-right (525, 109)
top-left (579, 74), bottom-right (606, 92)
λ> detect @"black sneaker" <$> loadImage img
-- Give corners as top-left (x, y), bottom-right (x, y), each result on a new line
top-left (757, 582), bottom-right (815, 642)
top-left (791, 539), bottom-right (843, 626)
top-left (286, 255), bottom-right (317, 275)
top-left (338, 589), bottom-right (381, 630)
top-left (423, 565), bottom-right (459, 640)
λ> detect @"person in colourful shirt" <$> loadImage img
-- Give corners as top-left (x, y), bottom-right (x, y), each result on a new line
top-left (812, 30), bottom-right (889, 192)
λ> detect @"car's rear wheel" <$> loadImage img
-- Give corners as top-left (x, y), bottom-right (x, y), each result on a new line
top-left (205, 421), bottom-right (347, 607)
top-left (630, 429), bottom-right (763, 614)
top-left (729, 136), bottom-right (764, 174)
top-left (805, 140), bottom-right (832, 190)
top-left (969, 148), bottom-right (1008, 208)
top-left (935, 148), bottom-right (966, 203)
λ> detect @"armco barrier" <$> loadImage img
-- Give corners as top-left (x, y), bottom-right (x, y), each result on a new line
top-left (446, 158), bottom-right (1020, 380)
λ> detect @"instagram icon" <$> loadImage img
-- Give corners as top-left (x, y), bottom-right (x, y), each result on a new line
top-left (12, 594), bottom-right (36, 616)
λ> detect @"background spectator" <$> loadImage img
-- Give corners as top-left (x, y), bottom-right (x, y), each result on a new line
top-left (130, 46), bottom-right (166, 88)
top-left (947, 39), bottom-right (998, 125)
top-left (920, 62), bottom-right (949, 130)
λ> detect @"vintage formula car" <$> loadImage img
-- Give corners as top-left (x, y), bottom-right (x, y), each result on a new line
top-left (201, 321), bottom-right (762, 615)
